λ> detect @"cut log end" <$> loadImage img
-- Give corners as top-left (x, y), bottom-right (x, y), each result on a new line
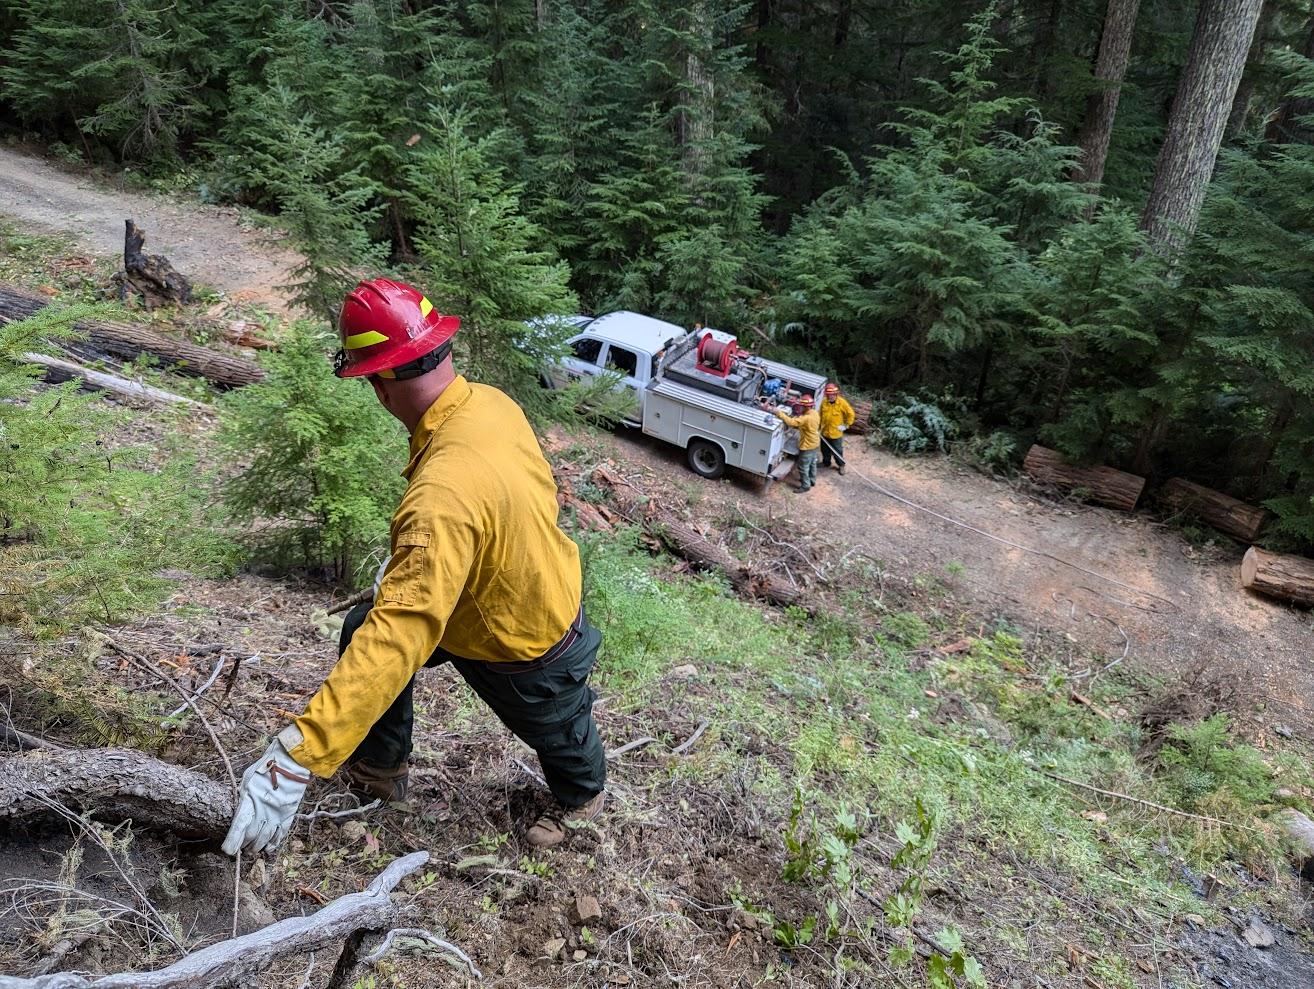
top-left (1241, 546), bottom-right (1314, 607)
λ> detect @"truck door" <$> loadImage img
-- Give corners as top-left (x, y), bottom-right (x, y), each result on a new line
top-left (601, 343), bottom-right (645, 425)
top-left (559, 336), bottom-right (605, 384)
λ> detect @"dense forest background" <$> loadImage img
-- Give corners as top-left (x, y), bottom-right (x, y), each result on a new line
top-left (1, 0), bottom-right (1312, 550)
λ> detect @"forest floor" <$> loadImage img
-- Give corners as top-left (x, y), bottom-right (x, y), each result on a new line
top-left (3, 145), bottom-right (1314, 989)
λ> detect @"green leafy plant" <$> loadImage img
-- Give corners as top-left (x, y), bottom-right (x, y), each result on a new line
top-left (0, 305), bottom-right (232, 635)
top-left (218, 321), bottom-right (402, 583)
top-left (873, 396), bottom-right (961, 454)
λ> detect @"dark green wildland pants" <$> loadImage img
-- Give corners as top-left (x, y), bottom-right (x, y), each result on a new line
top-left (340, 602), bottom-right (607, 808)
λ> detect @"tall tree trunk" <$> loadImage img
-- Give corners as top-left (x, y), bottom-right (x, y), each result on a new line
top-left (1266, 2), bottom-right (1314, 143)
top-left (1227, 0), bottom-right (1279, 136)
top-left (1072, 0), bottom-right (1141, 192)
top-left (679, 2), bottom-right (716, 182)
top-left (1139, 0), bottom-right (1265, 255)
top-left (1032, 0), bottom-right (1064, 99)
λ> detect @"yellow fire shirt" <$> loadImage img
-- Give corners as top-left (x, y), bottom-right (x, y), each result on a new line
top-left (289, 376), bottom-right (581, 776)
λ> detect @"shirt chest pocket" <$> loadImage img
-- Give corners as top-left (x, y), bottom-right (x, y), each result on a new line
top-left (381, 530), bottom-right (431, 606)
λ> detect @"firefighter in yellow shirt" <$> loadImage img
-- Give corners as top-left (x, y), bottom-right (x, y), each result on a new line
top-left (222, 279), bottom-right (605, 856)
top-left (818, 382), bottom-right (856, 474)
top-left (775, 393), bottom-right (822, 493)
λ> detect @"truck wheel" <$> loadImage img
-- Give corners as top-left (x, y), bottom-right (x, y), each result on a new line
top-left (687, 439), bottom-right (726, 479)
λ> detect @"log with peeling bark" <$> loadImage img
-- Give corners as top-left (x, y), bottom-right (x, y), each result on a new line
top-left (26, 352), bottom-right (212, 409)
top-left (0, 283), bottom-right (263, 388)
top-left (1241, 546), bottom-right (1314, 607)
top-left (1022, 444), bottom-right (1145, 512)
top-left (0, 852), bottom-right (432, 989)
top-left (0, 747), bottom-right (234, 840)
top-left (1159, 477), bottom-right (1267, 542)
top-left (592, 466), bottom-right (806, 611)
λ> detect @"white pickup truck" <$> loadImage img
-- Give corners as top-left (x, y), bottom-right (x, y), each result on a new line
top-left (546, 310), bottom-right (829, 481)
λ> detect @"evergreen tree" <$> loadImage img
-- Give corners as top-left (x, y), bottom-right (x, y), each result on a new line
top-left (0, 0), bottom-right (209, 162)
top-left (404, 104), bottom-right (578, 409)
top-left (222, 83), bottom-right (384, 320)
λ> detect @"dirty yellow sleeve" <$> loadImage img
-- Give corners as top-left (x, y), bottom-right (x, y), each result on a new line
top-left (289, 498), bottom-right (478, 777)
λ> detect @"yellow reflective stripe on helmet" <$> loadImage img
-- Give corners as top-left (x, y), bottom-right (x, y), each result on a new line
top-left (344, 330), bottom-right (389, 350)
top-left (419, 296), bottom-right (433, 318)
top-left (374, 367), bottom-right (396, 379)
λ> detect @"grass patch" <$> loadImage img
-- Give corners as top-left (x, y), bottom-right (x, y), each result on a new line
top-left (573, 528), bottom-right (1311, 981)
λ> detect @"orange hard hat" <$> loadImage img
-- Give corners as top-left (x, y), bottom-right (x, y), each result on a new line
top-left (334, 278), bottom-right (460, 379)
top-left (825, 382), bottom-right (839, 396)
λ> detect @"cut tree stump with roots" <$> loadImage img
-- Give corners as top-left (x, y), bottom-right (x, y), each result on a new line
top-left (1022, 444), bottom-right (1146, 512)
top-left (1241, 546), bottom-right (1314, 607)
top-left (109, 219), bottom-right (193, 308)
top-left (1158, 476), bottom-right (1267, 543)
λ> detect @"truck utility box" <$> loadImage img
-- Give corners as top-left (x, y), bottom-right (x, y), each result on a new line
top-left (546, 310), bottom-right (830, 481)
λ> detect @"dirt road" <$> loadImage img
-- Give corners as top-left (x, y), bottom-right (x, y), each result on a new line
top-left (3, 143), bottom-right (1309, 733)
top-left (0, 145), bottom-right (298, 312)
top-left (597, 430), bottom-right (1314, 735)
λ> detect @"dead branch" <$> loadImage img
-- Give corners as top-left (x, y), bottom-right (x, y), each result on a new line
top-left (362, 927), bottom-right (482, 978)
top-left (25, 352), bottom-right (211, 409)
top-left (163, 657), bottom-right (227, 725)
top-left (297, 800), bottom-right (381, 823)
top-left (0, 748), bottom-right (233, 840)
top-left (326, 588), bottom-right (373, 616)
top-left (0, 851), bottom-right (431, 989)
top-left (673, 720), bottom-right (711, 756)
top-left (606, 737), bottom-right (659, 760)
top-left (1038, 770), bottom-right (1262, 833)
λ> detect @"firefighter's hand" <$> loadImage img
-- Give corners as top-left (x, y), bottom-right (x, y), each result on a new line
top-left (222, 733), bottom-right (312, 856)
top-left (839, 425), bottom-right (848, 432)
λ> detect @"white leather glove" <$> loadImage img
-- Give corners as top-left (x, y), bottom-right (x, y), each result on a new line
top-left (222, 727), bottom-right (312, 856)
top-left (839, 425), bottom-right (848, 433)
top-left (372, 555), bottom-right (391, 599)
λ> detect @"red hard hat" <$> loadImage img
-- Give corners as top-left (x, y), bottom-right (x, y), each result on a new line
top-left (825, 382), bottom-right (839, 396)
top-left (798, 393), bottom-right (814, 406)
top-left (334, 278), bottom-right (460, 379)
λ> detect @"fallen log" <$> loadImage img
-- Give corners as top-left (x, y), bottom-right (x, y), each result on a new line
top-left (0, 747), bottom-right (233, 840)
top-left (0, 283), bottom-right (263, 388)
top-left (1022, 444), bottom-right (1145, 512)
top-left (0, 852), bottom-right (432, 989)
top-left (592, 466), bottom-right (806, 610)
top-left (1241, 546), bottom-right (1314, 607)
top-left (1159, 477), bottom-right (1266, 543)
top-left (26, 352), bottom-right (211, 409)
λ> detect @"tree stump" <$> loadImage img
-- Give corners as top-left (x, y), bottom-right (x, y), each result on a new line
top-left (109, 219), bottom-right (193, 308)
top-left (1241, 546), bottom-right (1314, 606)
top-left (1022, 444), bottom-right (1145, 512)
top-left (1159, 477), bottom-right (1267, 542)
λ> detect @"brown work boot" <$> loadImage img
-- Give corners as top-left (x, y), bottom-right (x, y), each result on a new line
top-left (838, 464), bottom-right (846, 475)
top-left (346, 759), bottom-right (409, 803)
top-left (525, 792), bottom-right (605, 849)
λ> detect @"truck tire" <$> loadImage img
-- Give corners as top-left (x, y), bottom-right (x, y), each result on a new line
top-left (686, 438), bottom-right (726, 479)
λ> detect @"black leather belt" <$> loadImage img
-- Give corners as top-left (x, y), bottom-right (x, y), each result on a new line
top-left (483, 605), bottom-right (585, 675)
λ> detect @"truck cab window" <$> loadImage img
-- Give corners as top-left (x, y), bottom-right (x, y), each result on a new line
top-left (605, 346), bottom-right (639, 379)
top-left (570, 338), bottom-right (603, 364)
